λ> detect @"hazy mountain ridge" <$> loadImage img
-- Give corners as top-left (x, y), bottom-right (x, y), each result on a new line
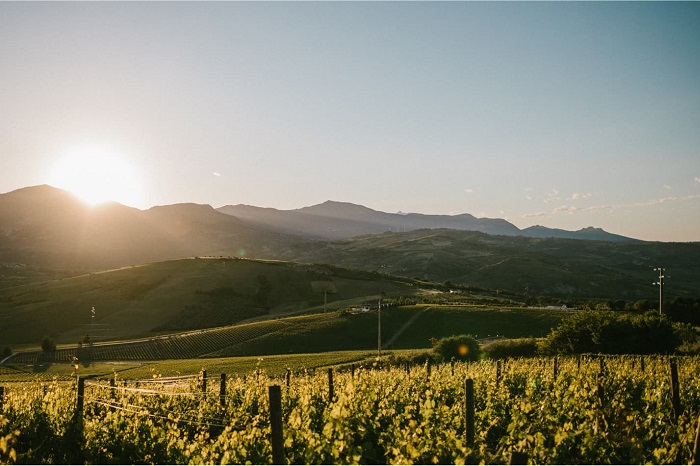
top-left (0, 185), bottom-right (307, 271)
top-left (217, 200), bottom-right (636, 242)
top-left (3, 185), bottom-right (696, 300)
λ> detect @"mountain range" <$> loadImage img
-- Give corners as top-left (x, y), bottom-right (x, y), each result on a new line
top-left (3, 185), bottom-right (698, 299)
top-left (217, 200), bottom-right (639, 242)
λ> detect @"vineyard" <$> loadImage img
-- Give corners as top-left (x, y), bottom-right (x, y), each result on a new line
top-left (1, 355), bottom-right (699, 464)
top-left (6, 312), bottom-right (342, 364)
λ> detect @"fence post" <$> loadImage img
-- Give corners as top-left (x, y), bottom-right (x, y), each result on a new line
top-left (76, 377), bottom-right (85, 414)
top-left (596, 371), bottom-right (604, 406)
top-left (496, 360), bottom-right (501, 388)
top-left (201, 369), bottom-right (207, 394)
top-left (670, 359), bottom-right (682, 419)
top-left (268, 385), bottom-right (285, 465)
top-left (509, 451), bottom-right (528, 465)
top-left (692, 412), bottom-right (700, 465)
top-left (0, 386), bottom-right (4, 411)
top-left (328, 368), bottom-right (334, 402)
top-left (286, 369), bottom-right (291, 388)
top-left (465, 378), bottom-right (475, 446)
top-left (220, 373), bottom-right (227, 407)
top-left (553, 357), bottom-right (558, 382)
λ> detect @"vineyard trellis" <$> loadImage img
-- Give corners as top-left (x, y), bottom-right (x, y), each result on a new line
top-left (0, 356), bottom-right (699, 464)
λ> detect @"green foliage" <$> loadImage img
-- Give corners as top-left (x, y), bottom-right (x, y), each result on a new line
top-left (667, 297), bottom-right (700, 326)
top-left (1, 356), bottom-right (700, 464)
top-left (483, 338), bottom-right (540, 359)
top-left (539, 311), bottom-right (689, 355)
top-left (431, 334), bottom-right (481, 362)
top-left (40, 336), bottom-right (55, 353)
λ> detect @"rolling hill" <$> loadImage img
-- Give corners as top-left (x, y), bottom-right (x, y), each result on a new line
top-left (274, 229), bottom-right (700, 299)
top-left (0, 257), bottom-right (417, 345)
top-left (1, 185), bottom-right (698, 302)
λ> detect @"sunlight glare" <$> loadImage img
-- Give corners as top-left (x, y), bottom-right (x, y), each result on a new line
top-left (49, 147), bottom-right (144, 208)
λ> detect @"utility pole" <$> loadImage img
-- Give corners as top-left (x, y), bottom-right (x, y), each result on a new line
top-left (653, 268), bottom-right (665, 315)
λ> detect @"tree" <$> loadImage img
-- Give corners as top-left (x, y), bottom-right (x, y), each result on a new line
top-left (432, 334), bottom-right (481, 362)
top-left (41, 336), bottom-right (56, 353)
top-left (538, 310), bottom-right (687, 355)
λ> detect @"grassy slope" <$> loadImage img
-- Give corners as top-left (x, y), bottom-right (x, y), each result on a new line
top-left (280, 229), bottom-right (700, 299)
top-left (0, 258), bottom-right (416, 345)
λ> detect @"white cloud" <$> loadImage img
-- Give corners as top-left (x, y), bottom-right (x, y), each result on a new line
top-left (695, 176), bottom-right (700, 184)
top-left (464, 188), bottom-right (473, 193)
top-left (553, 205), bottom-right (578, 213)
top-left (662, 184), bottom-right (672, 190)
top-left (569, 192), bottom-right (592, 200)
top-left (213, 172), bottom-right (222, 177)
top-left (522, 211), bottom-right (547, 218)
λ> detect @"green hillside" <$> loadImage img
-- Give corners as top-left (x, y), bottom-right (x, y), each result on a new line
top-left (0, 257), bottom-right (416, 345)
top-left (280, 229), bottom-right (700, 299)
top-left (4, 304), bottom-right (567, 368)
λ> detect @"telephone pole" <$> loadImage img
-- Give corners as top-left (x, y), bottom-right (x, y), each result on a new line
top-left (653, 268), bottom-right (665, 315)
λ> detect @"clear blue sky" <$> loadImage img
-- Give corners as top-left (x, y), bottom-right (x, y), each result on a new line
top-left (2, 2), bottom-right (699, 241)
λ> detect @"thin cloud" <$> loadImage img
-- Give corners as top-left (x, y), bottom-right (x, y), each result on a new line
top-left (464, 188), bottom-right (474, 193)
top-left (694, 177), bottom-right (700, 184)
top-left (522, 211), bottom-right (547, 218)
top-left (569, 192), bottom-right (592, 200)
top-left (213, 172), bottom-right (222, 177)
top-left (553, 205), bottom-right (578, 213)
top-left (662, 184), bottom-right (672, 190)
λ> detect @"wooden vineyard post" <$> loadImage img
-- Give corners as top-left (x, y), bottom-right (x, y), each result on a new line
top-left (268, 385), bottom-right (285, 465)
top-left (577, 355), bottom-right (581, 372)
top-left (0, 386), bottom-right (4, 411)
top-left (201, 370), bottom-right (207, 394)
top-left (640, 356), bottom-right (645, 373)
top-left (328, 368), bottom-right (334, 402)
top-left (596, 371), bottom-right (605, 408)
top-left (426, 359), bottom-right (431, 377)
top-left (692, 413), bottom-right (700, 465)
top-left (670, 359), bottom-right (682, 419)
top-left (76, 377), bottom-right (85, 414)
top-left (509, 451), bottom-right (528, 465)
top-left (219, 373), bottom-right (227, 407)
top-left (286, 369), bottom-right (291, 388)
top-left (451, 359), bottom-right (455, 376)
top-left (553, 357), bottom-right (558, 383)
top-left (465, 378), bottom-right (475, 446)
top-left (496, 360), bottom-right (501, 388)
top-left (405, 362), bottom-right (410, 376)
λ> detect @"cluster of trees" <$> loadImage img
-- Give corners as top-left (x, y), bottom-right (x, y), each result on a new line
top-left (431, 309), bottom-right (696, 361)
top-left (538, 311), bottom-right (693, 355)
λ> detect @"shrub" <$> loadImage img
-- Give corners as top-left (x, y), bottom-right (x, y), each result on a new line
top-left (538, 310), bottom-right (690, 355)
top-left (431, 334), bottom-right (481, 362)
top-left (483, 338), bottom-right (539, 359)
top-left (40, 336), bottom-right (56, 353)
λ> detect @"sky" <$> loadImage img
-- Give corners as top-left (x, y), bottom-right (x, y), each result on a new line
top-left (1, 2), bottom-right (699, 242)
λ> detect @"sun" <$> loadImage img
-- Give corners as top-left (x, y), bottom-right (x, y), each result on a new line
top-left (49, 147), bottom-right (144, 208)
